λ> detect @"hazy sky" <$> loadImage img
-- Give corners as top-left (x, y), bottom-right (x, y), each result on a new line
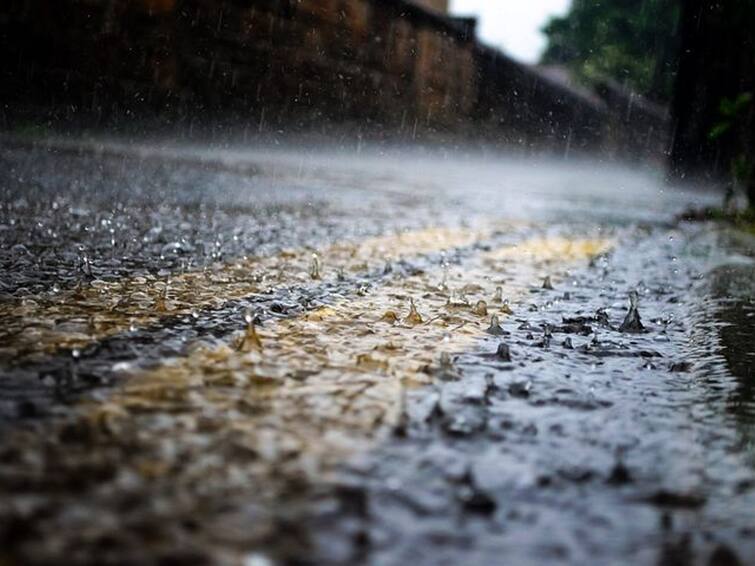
top-left (449, 0), bottom-right (572, 64)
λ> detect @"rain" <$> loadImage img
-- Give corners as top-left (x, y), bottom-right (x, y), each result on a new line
top-left (1, 1), bottom-right (754, 565)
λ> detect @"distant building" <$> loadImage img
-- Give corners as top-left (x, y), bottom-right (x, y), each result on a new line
top-left (410, 0), bottom-right (448, 14)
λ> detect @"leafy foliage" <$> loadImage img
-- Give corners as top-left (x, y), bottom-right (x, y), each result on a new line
top-left (541, 0), bottom-right (680, 101)
top-left (708, 93), bottom-right (754, 202)
top-left (709, 93), bottom-right (753, 142)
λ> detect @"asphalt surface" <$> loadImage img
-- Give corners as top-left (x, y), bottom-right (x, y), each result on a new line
top-left (0, 137), bottom-right (753, 565)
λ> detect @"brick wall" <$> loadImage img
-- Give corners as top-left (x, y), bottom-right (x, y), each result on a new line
top-left (410, 0), bottom-right (448, 14)
top-left (0, 0), bottom-right (667, 158)
top-left (1, 1), bottom-right (473, 126)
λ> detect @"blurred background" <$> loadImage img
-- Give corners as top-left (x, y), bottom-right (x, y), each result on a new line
top-left (1, 0), bottom-right (753, 203)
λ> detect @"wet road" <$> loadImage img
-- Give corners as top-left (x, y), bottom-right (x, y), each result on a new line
top-left (0, 137), bottom-right (753, 565)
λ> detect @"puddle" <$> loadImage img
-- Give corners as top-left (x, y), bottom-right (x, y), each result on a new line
top-left (689, 263), bottom-right (755, 465)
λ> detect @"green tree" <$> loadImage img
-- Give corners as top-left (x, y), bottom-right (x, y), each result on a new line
top-left (541, 0), bottom-right (680, 102)
top-left (670, 0), bottom-right (755, 209)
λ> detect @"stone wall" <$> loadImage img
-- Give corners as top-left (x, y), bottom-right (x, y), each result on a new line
top-left (0, 0), bottom-right (667, 158)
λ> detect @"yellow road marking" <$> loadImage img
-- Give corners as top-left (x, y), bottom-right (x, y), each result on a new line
top-left (0, 226), bottom-right (487, 363)
top-left (0, 233), bottom-right (612, 561)
top-left (80, 236), bottom-right (612, 473)
top-left (486, 236), bottom-right (609, 263)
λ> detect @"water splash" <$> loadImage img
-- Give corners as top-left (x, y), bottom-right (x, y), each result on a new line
top-left (619, 290), bottom-right (645, 333)
top-left (437, 264), bottom-right (449, 292)
top-left (237, 308), bottom-right (263, 351)
top-left (495, 342), bottom-right (512, 361)
top-left (405, 298), bottom-right (423, 325)
top-left (540, 323), bottom-right (553, 348)
top-left (381, 310), bottom-right (399, 324)
top-left (473, 300), bottom-right (488, 316)
top-left (486, 314), bottom-right (505, 336)
top-left (310, 253), bottom-right (322, 280)
top-left (436, 351), bottom-right (460, 381)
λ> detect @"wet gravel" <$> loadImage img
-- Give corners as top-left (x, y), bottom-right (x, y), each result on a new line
top-left (0, 137), bottom-right (753, 565)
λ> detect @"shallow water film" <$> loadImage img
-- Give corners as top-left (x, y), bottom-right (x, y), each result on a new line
top-left (1, 140), bottom-right (754, 565)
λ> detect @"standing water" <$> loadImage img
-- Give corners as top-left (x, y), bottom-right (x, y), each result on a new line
top-left (0, 139), bottom-right (752, 565)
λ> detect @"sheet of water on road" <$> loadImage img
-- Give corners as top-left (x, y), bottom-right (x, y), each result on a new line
top-left (0, 140), bottom-right (753, 565)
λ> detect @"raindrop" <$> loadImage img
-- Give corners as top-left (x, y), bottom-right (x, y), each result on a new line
top-left (66, 347), bottom-right (81, 387)
top-left (619, 290), bottom-right (645, 333)
top-left (309, 253), bottom-right (321, 280)
top-left (542, 275), bottom-right (554, 290)
top-left (436, 351), bottom-right (460, 381)
top-left (238, 309), bottom-right (263, 352)
top-left (80, 254), bottom-right (93, 279)
top-left (493, 286), bottom-right (503, 303)
top-left (437, 263), bottom-right (449, 292)
top-left (508, 380), bottom-right (531, 398)
top-left (595, 308), bottom-right (610, 327)
top-left (161, 241), bottom-right (190, 256)
top-left (11, 243), bottom-right (29, 255)
top-left (486, 314), bottom-right (505, 336)
top-left (440, 351), bottom-right (453, 368)
top-left (541, 324), bottom-right (553, 348)
top-left (473, 300), bottom-right (488, 316)
top-left (591, 332), bottom-right (600, 347)
top-left (496, 342), bottom-right (512, 361)
top-left (155, 279), bottom-right (170, 312)
top-left (405, 298), bottom-right (423, 325)
top-left (381, 310), bottom-right (399, 324)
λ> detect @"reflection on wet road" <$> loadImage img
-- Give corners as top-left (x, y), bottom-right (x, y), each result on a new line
top-left (0, 139), bottom-right (753, 565)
